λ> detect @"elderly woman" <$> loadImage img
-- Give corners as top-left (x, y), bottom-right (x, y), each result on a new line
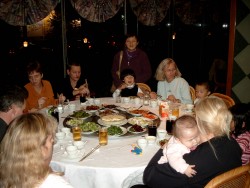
top-left (132, 96), bottom-right (242, 188)
top-left (24, 61), bottom-right (62, 112)
top-left (0, 113), bottom-right (73, 187)
top-left (155, 58), bottom-right (192, 104)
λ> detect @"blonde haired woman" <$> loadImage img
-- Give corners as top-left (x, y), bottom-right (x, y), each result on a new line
top-left (133, 96), bottom-right (242, 188)
top-left (0, 113), bottom-right (73, 188)
top-left (155, 58), bottom-right (192, 104)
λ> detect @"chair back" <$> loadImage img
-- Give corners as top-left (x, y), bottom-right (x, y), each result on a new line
top-left (137, 83), bottom-right (151, 93)
top-left (205, 164), bottom-right (250, 188)
top-left (211, 93), bottom-right (235, 108)
top-left (189, 86), bottom-right (196, 102)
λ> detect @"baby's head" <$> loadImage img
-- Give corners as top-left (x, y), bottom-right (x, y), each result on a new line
top-left (195, 81), bottom-right (211, 100)
top-left (173, 115), bottom-right (200, 150)
top-left (120, 69), bottom-right (136, 87)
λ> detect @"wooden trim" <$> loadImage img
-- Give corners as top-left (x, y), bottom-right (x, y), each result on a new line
top-left (226, 0), bottom-right (236, 96)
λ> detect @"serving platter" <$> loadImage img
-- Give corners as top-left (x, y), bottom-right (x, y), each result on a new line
top-left (63, 107), bottom-right (160, 138)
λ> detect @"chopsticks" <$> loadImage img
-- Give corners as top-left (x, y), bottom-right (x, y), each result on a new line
top-left (79, 144), bottom-right (100, 162)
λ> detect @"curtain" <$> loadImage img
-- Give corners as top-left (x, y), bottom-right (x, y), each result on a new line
top-left (0, 0), bottom-right (59, 26)
top-left (129, 0), bottom-right (171, 26)
top-left (69, 0), bottom-right (124, 23)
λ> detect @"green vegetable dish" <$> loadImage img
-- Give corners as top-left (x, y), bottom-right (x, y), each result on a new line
top-left (107, 126), bottom-right (123, 136)
top-left (70, 111), bottom-right (90, 119)
top-left (79, 122), bottom-right (99, 132)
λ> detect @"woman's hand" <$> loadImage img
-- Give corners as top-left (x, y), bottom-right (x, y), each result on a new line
top-left (38, 97), bottom-right (46, 108)
top-left (150, 92), bottom-right (157, 99)
top-left (167, 95), bottom-right (180, 103)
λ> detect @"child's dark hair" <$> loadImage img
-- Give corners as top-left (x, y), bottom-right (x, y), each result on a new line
top-left (120, 68), bottom-right (136, 81)
top-left (229, 103), bottom-right (250, 137)
top-left (195, 81), bottom-right (211, 91)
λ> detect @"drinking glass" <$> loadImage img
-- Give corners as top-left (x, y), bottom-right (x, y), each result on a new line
top-left (72, 126), bottom-right (82, 141)
top-left (99, 127), bottom-right (108, 146)
top-left (148, 125), bottom-right (157, 136)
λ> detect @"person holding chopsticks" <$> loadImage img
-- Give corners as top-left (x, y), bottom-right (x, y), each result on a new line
top-left (58, 61), bottom-right (90, 101)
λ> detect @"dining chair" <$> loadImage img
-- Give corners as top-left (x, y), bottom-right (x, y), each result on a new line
top-left (210, 93), bottom-right (235, 108)
top-left (204, 164), bottom-right (250, 188)
top-left (189, 86), bottom-right (196, 102)
top-left (137, 83), bottom-right (151, 93)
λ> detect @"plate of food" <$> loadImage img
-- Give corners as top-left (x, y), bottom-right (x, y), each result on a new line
top-left (69, 110), bottom-right (91, 119)
top-left (142, 113), bottom-right (158, 120)
top-left (84, 105), bottom-right (101, 113)
top-left (127, 108), bottom-right (149, 116)
top-left (107, 126), bottom-right (127, 137)
top-left (102, 104), bottom-right (117, 109)
top-left (127, 125), bottom-right (147, 134)
top-left (95, 109), bottom-right (119, 117)
top-left (65, 118), bottom-right (84, 127)
top-left (97, 114), bottom-right (127, 126)
top-left (79, 122), bottom-right (100, 134)
top-left (127, 117), bottom-right (153, 127)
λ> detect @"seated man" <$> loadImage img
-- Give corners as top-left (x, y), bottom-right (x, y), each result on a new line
top-left (0, 84), bottom-right (28, 142)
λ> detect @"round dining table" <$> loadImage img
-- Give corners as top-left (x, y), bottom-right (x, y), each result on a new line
top-left (48, 97), bottom-right (168, 188)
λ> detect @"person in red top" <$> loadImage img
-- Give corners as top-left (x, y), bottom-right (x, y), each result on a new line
top-left (230, 103), bottom-right (250, 165)
top-left (111, 33), bottom-right (152, 90)
top-left (24, 61), bottom-right (64, 112)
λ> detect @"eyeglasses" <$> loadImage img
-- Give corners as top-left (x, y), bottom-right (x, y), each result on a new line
top-left (165, 68), bottom-right (176, 72)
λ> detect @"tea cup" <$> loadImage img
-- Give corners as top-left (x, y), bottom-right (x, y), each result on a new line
top-left (94, 99), bottom-right (101, 105)
top-left (73, 140), bottom-right (85, 150)
top-left (66, 145), bottom-right (78, 157)
top-left (137, 138), bottom-right (147, 150)
top-left (69, 103), bottom-right (76, 111)
top-left (61, 127), bottom-right (71, 136)
top-left (55, 132), bottom-right (66, 140)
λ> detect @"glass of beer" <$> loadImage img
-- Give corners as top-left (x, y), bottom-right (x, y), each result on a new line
top-left (72, 126), bottom-right (82, 141)
top-left (99, 127), bottom-right (108, 146)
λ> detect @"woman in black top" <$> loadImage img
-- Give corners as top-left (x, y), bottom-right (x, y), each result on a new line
top-left (133, 96), bottom-right (242, 188)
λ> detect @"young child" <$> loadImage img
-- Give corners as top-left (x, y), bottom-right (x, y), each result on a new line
top-left (112, 68), bottom-right (144, 98)
top-left (229, 103), bottom-right (250, 165)
top-left (194, 81), bottom-right (211, 104)
top-left (158, 115), bottom-right (200, 177)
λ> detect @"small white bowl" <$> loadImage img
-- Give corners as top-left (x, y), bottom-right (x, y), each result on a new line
top-left (61, 127), bottom-right (71, 135)
top-left (123, 97), bottom-right (130, 103)
top-left (146, 136), bottom-right (156, 145)
top-left (73, 140), bottom-right (85, 150)
top-left (69, 103), bottom-right (76, 111)
top-left (137, 138), bottom-right (147, 150)
top-left (66, 145), bottom-right (78, 156)
top-left (87, 98), bottom-right (94, 104)
top-left (55, 132), bottom-right (66, 140)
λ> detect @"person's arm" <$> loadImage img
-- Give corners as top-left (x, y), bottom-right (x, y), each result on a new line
top-left (143, 149), bottom-right (188, 188)
top-left (166, 144), bottom-right (190, 174)
top-left (179, 79), bottom-right (192, 104)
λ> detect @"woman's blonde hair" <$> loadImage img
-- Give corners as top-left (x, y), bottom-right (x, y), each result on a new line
top-left (0, 113), bottom-right (58, 188)
top-left (195, 96), bottom-right (232, 138)
top-left (155, 58), bottom-right (182, 81)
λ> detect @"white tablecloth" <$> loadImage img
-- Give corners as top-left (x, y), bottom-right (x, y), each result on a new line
top-left (50, 98), bottom-right (167, 188)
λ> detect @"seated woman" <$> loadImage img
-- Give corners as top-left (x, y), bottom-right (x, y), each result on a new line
top-left (230, 103), bottom-right (250, 165)
top-left (0, 113), bottom-right (73, 187)
top-left (58, 62), bottom-right (90, 101)
top-left (24, 61), bottom-right (61, 112)
top-left (155, 58), bottom-right (192, 104)
top-left (132, 96), bottom-right (242, 188)
top-left (112, 68), bottom-right (144, 98)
